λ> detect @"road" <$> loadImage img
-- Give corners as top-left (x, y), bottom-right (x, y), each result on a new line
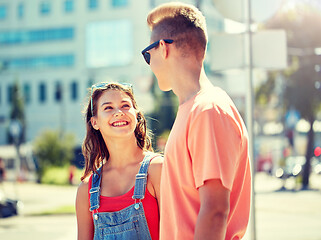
top-left (0, 173), bottom-right (321, 240)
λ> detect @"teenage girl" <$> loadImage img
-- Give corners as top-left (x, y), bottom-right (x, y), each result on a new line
top-left (76, 82), bottom-right (163, 240)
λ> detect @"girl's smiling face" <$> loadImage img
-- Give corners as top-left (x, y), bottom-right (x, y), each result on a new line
top-left (91, 89), bottom-right (137, 139)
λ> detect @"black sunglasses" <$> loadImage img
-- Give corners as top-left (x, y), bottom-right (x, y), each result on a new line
top-left (141, 39), bottom-right (174, 65)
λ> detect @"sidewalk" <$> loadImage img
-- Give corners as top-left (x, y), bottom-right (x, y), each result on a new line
top-left (0, 181), bottom-right (78, 215)
top-left (0, 173), bottom-right (321, 240)
top-left (244, 173), bottom-right (321, 240)
top-left (0, 182), bottom-right (78, 240)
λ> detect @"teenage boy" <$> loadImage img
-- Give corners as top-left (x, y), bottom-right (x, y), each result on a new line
top-left (142, 2), bottom-right (251, 240)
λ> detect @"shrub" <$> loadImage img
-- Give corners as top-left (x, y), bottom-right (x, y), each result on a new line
top-left (33, 130), bottom-right (75, 183)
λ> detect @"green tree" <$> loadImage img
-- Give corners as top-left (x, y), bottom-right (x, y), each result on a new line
top-left (149, 76), bottom-right (177, 148)
top-left (8, 81), bottom-right (25, 144)
top-left (33, 130), bottom-right (75, 183)
top-left (262, 1), bottom-right (321, 189)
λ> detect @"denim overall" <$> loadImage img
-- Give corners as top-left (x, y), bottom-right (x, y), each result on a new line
top-left (89, 154), bottom-right (156, 240)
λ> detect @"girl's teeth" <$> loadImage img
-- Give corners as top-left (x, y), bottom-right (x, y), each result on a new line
top-left (114, 122), bottom-right (127, 126)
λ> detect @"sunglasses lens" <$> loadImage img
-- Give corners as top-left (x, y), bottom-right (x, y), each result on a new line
top-left (143, 52), bottom-right (150, 65)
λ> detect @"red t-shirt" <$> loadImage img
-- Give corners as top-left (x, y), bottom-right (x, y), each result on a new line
top-left (88, 175), bottom-right (159, 240)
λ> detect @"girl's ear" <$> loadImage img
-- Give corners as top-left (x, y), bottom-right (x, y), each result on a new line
top-left (91, 117), bottom-right (99, 130)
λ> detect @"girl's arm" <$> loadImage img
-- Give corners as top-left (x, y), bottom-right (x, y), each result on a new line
top-left (76, 181), bottom-right (94, 240)
top-left (147, 156), bottom-right (163, 204)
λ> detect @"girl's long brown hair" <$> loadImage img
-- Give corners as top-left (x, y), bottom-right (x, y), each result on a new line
top-left (81, 83), bottom-right (153, 181)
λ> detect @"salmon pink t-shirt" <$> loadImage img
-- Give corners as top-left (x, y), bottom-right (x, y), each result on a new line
top-left (160, 87), bottom-right (251, 240)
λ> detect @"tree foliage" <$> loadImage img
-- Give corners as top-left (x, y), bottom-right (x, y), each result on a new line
top-left (33, 130), bottom-right (75, 183)
top-left (7, 81), bottom-right (25, 144)
top-left (261, 0), bottom-right (321, 188)
top-left (261, 1), bottom-right (321, 114)
top-left (255, 72), bottom-right (277, 106)
top-left (149, 76), bottom-right (177, 149)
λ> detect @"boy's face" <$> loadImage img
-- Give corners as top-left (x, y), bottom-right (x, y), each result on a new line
top-left (147, 36), bottom-right (173, 92)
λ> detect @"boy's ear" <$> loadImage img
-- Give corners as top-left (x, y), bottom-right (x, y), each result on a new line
top-left (160, 40), bottom-right (169, 60)
top-left (91, 117), bottom-right (99, 130)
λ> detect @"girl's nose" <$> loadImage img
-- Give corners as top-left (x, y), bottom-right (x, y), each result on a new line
top-left (114, 109), bottom-right (124, 117)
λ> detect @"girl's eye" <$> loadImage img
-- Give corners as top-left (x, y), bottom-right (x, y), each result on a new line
top-left (104, 106), bottom-right (113, 110)
top-left (122, 104), bottom-right (130, 108)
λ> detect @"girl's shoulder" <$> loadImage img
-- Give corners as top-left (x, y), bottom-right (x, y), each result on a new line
top-left (147, 153), bottom-right (163, 177)
top-left (77, 174), bottom-right (92, 195)
top-left (145, 152), bottom-right (163, 166)
top-left (76, 179), bottom-right (90, 202)
top-left (145, 153), bottom-right (163, 198)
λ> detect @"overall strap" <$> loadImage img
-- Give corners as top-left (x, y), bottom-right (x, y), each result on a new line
top-left (132, 153), bottom-right (158, 200)
top-left (89, 167), bottom-right (102, 212)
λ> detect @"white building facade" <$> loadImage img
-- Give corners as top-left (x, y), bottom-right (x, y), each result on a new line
top-left (0, 0), bottom-right (224, 146)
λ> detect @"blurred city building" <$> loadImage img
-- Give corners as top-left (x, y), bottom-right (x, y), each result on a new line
top-left (1, 0), bottom-right (319, 173)
top-left (0, 0), bottom-right (225, 146)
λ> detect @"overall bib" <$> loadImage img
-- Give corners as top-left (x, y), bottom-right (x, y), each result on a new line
top-left (89, 154), bottom-right (155, 240)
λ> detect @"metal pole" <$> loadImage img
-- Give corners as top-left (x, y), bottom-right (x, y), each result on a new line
top-left (244, 0), bottom-right (256, 239)
top-left (15, 141), bottom-right (21, 181)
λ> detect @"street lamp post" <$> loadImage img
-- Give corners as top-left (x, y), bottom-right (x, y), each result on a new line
top-left (244, 0), bottom-right (256, 239)
top-left (9, 120), bottom-right (22, 181)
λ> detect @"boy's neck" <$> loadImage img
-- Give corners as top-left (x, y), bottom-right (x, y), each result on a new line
top-left (171, 66), bottom-right (211, 105)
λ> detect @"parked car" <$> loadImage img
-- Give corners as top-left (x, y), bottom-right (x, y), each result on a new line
top-left (256, 154), bottom-right (273, 174)
top-left (275, 156), bottom-right (306, 179)
top-left (312, 157), bottom-right (321, 175)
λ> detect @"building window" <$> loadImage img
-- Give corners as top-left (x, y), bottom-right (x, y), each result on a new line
top-left (7, 85), bottom-right (13, 104)
top-left (17, 3), bottom-right (24, 19)
top-left (39, 83), bottom-right (46, 103)
top-left (216, 20), bottom-right (224, 32)
top-left (87, 79), bottom-right (94, 94)
top-left (111, 0), bottom-right (128, 8)
top-left (23, 83), bottom-right (31, 104)
top-left (40, 1), bottom-right (51, 15)
top-left (55, 82), bottom-right (63, 102)
top-left (64, 0), bottom-right (74, 13)
top-left (86, 20), bottom-right (133, 68)
top-left (1, 54), bottom-right (75, 70)
top-left (0, 27), bottom-right (75, 46)
top-left (0, 5), bottom-right (7, 20)
top-left (88, 0), bottom-right (98, 9)
top-left (70, 81), bottom-right (78, 101)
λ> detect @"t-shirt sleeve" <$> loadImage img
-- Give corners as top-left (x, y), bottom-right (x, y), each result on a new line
top-left (188, 107), bottom-right (242, 190)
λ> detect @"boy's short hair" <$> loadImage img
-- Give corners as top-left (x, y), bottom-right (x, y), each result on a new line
top-left (147, 2), bottom-right (208, 60)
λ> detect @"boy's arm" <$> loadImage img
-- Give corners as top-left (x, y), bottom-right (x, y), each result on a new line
top-left (194, 179), bottom-right (230, 240)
